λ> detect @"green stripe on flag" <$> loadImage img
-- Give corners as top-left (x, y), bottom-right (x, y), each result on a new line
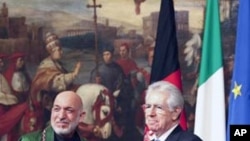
top-left (198, 0), bottom-right (223, 85)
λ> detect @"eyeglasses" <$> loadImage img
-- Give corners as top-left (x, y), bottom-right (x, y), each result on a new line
top-left (141, 104), bottom-right (168, 114)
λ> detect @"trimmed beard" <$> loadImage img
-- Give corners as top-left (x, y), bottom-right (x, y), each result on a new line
top-left (52, 117), bottom-right (80, 136)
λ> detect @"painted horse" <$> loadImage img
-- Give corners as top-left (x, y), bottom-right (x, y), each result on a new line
top-left (76, 83), bottom-right (115, 141)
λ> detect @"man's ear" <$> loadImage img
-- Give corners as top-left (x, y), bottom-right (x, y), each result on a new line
top-left (172, 107), bottom-right (182, 121)
top-left (79, 111), bottom-right (86, 121)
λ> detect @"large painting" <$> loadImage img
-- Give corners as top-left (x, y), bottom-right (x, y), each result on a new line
top-left (0, 0), bottom-right (237, 141)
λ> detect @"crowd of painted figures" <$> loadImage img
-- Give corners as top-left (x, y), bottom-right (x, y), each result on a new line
top-left (0, 32), bottom-right (154, 141)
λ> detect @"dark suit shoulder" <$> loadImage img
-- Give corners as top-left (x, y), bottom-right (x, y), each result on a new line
top-left (167, 125), bottom-right (202, 141)
top-left (179, 131), bottom-right (202, 141)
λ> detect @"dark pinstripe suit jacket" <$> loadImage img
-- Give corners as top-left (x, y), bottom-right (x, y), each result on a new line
top-left (164, 125), bottom-right (202, 141)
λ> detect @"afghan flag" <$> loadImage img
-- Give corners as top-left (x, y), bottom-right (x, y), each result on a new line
top-left (194, 0), bottom-right (226, 141)
top-left (226, 0), bottom-right (250, 141)
top-left (150, 0), bottom-right (187, 130)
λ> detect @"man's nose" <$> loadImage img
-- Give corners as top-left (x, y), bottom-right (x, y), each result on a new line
top-left (58, 110), bottom-right (66, 118)
top-left (148, 107), bottom-right (157, 116)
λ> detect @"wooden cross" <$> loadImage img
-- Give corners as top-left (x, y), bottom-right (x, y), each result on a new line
top-left (87, 0), bottom-right (102, 76)
top-left (87, 0), bottom-right (102, 22)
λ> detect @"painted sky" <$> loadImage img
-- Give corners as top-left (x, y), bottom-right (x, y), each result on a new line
top-left (0, 0), bottom-right (160, 27)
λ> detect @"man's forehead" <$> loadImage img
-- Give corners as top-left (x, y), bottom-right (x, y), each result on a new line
top-left (103, 51), bottom-right (111, 55)
top-left (147, 91), bottom-right (168, 100)
top-left (53, 103), bottom-right (76, 109)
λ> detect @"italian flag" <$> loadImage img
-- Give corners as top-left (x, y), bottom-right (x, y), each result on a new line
top-left (194, 0), bottom-right (226, 141)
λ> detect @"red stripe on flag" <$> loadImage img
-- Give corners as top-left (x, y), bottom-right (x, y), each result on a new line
top-left (163, 69), bottom-right (183, 91)
top-left (179, 112), bottom-right (187, 130)
top-left (163, 69), bottom-right (187, 130)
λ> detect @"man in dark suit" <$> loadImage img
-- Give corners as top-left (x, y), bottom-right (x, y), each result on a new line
top-left (143, 81), bottom-right (202, 141)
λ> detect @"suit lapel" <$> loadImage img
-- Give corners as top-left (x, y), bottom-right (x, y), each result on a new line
top-left (165, 125), bottom-right (182, 141)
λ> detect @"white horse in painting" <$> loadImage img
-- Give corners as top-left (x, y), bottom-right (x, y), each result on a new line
top-left (76, 83), bottom-right (114, 140)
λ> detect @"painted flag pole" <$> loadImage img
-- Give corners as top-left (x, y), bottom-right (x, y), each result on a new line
top-left (150, 0), bottom-right (187, 130)
top-left (194, 0), bottom-right (226, 141)
top-left (226, 0), bottom-right (250, 141)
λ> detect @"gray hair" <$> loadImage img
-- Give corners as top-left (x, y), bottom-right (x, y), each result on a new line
top-left (145, 81), bottom-right (184, 111)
